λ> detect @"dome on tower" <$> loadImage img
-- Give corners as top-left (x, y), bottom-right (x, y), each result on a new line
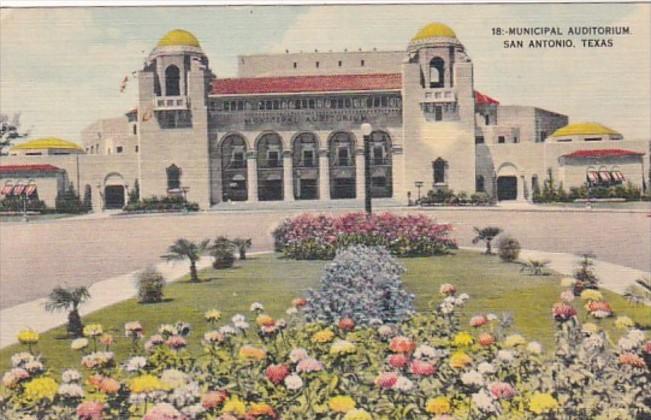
top-left (411, 23), bottom-right (457, 42)
top-left (157, 29), bottom-right (201, 48)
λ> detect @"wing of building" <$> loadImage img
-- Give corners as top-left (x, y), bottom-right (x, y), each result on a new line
top-left (1, 25), bottom-right (648, 209)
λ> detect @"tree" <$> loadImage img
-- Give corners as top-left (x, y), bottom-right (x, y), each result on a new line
top-left (44, 286), bottom-right (91, 337)
top-left (82, 185), bottom-right (92, 211)
top-left (161, 238), bottom-right (210, 283)
top-left (128, 179), bottom-right (140, 205)
top-left (472, 226), bottom-right (503, 255)
top-left (210, 236), bottom-right (236, 269)
top-left (232, 238), bottom-right (252, 260)
top-left (0, 112), bottom-right (29, 155)
top-left (55, 183), bottom-right (86, 214)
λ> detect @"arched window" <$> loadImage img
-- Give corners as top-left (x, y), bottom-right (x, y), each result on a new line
top-left (433, 158), bottom-right (447, 184)
top-left (165, 65), bottom-right (180, 96)
top-left (166, 164), bottom-right (181, 190)
top-left (429, 57), bottom-right (445, 88)
top-left (475, 175), bottom-right (485, 192)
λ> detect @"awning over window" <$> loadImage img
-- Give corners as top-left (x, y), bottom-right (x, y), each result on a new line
top-left (610, 171), bottom-right (625, 181)
top-left (25, 184), bottom-right (37, 196)
top-left (587, 171), bottom-right (599, 183)
top-left (1, 184), bottom-right (14, 195)
top-left (12, 184), bottom-right (26, 195)
top-left (598, 171), bottom-right (611, 182)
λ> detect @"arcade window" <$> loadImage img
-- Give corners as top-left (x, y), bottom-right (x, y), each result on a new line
top-left (433, 158), bottom-right (447, 184)
top-left (429, 57), bottom-right (445, 88)
top-left (165, 65), bottom-right (180, 96)
top-left (302, 150), bottom-right (315, 167)
top-left (498, 136), bottom-right (506, 144)
top-left (267, 151), bottom-right (280, 167)
top-left (231, 151), bottom-right (245, 168)
top-left (158, 110), bottom-right (192, 129)
top-left (166, 164), bottom-right (181, 190)
top-left (337, 148), bottom-right (350, 166)
top-left (434, 106), bottom-right (443, 121)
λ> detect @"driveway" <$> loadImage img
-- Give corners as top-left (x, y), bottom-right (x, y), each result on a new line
top-left (1, 207), bottom-right (649, 309)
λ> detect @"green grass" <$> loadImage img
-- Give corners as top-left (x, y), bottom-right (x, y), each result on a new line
top-left (1, 251), bottom-right (649, 375)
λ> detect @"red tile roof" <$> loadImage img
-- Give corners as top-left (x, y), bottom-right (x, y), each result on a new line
top-left (474, 91), bottom-right (499, 105)
top-left (562, 149), bottom-right (644, 159)
top-left (211, 73), bottom-right (402, 95)
top-left (0, 164), bottom-right (62, 174)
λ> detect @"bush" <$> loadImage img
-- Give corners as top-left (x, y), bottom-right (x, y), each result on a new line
top-left (55, 184), bottom-right (88, 214)
top-left (303, 245), bottom-right (415, 325)
top-left (232, 238), bottom-right (252, 260)
top-left (272, 212), bottom-right (456, 260)
top-left (0, 196), bottom-right (47, 212)
top-left (573, 253), bottom-right (599, 295)
top-left (136, 267), bottom-right (166, 303)
top-left (497, 236), bottom-right (521, 262)
top-left (420, 189), bottom-right (493, 206)
top-left (470, 192), bottom-right (491, 206)
top-left (123, 195), bottom-right (199, 213)
top-left (211, 236), bottom-right (236, 269)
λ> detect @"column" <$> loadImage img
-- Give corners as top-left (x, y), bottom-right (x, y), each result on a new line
top-left (391, 146), bottom-right (404, 202)
top-left (318, 150), bottom-right (330, 200)
top-left (355, 149), bottom-right (365, 200)
top-left (283, 151), bottom-right (294, 201)
top-left (246, 152), bottom-right (258, 202)
top-left (517, 175), bottom-right (526, 201)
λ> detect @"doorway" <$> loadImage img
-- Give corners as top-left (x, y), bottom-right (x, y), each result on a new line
top-left (104, 185), bottom-right (125, 209)
top-left (497, 176), bottom-right (517, 201)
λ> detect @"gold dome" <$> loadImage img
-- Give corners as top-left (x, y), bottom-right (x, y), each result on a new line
top-left (157, 29), bottom-right (200, 48)
top-left (551, 122), bottom-right (621, 138)
top-left (412, 23), bottom-right (457, 41)
top-left (11, 137), bottom-right (83, 151)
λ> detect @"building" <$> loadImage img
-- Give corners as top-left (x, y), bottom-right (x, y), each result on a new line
top-left (1, 24), bottom-right (648, 210)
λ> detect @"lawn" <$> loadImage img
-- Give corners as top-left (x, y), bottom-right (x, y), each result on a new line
top-left (1, 250), bottom-right (649, 375)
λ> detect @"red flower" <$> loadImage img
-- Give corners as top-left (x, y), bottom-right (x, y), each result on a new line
top-left (586, 301), bottom-right (613, 315)
top-left (469, 314), bottom-right (488, 328)
top-left (478, 333), bottom-right (496, 347)
top-left (389, 336), bottom-right (416, 353)
top-left (552, 302), bottom-right (577, 321)
top-left (643, 341), bottom-right (651, 354)
top-left (202, 390), bottom-right (229, 410)
top-left (619, 352), bottom-right (646, 368)
top-left (374, 372), bottom-right (398, 389)
top-left (490, 382), bottom-right (516, 400)
top-left (409, 360), bottom-right (436, 376)
top-left (77, 401), bottom-right (105, 420)
top-left (292, 297), bottom-right (307, 308)
top-left (265, 364), bottom-right (290, 385)
top-left (388, 354), bottom-right (409, 369)
top-left (338, 318), bottom-right (356, 331)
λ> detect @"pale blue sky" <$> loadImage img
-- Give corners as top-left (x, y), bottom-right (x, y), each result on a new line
top-left (1, 3), bottom-right (649, 142)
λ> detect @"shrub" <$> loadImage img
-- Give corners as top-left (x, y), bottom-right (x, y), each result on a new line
top-left (272, 212), bottom-right (456, 260)
top-left (0, 196), bottom-right (47, 212)
top-left (136, 267), bottom-right (166, 303)
top-left (211, 236), bottom-right (236, 269)
top-left (55, 184), bottom-right (88, 214)
top-left (470, 192), bottom-right (491, 206)
top-left (497, 236), bottom-right (521, 262)
top-left (232, 238), bottom-right (252, 260)
top-left (573, 253), bottom-right (599, 295)
top-left (123, 195), bottom-right (199, 213)
top-left (302, 245), bottom-right (415, 325)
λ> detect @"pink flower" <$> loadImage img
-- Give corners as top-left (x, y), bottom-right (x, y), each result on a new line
top-left (145, 334), bottom-right (165, 352)
top-left (490, 382), bottom-right (516, 400)
top-left (478, 333), bottom-right (496, 347)
top-left (643, 341), bottom-right (651, 354)
top-left (409, 360), bottom-right (436, 377)
top-left (77, 401), bottom-right (105, 420)
top-left (552, 302), bottom-right (577, 321)
top-left (296, 358), bottom-right (323, 373)
top-left (389, 336), bottom-right (416, 353)
top-left (143, 402), bottom-right (184, 420)
top-left (469, 314), bottom-right (488, 328)
top-left (202, 390), bottom-right (229, 410)
top-left (439, 283), bottom-right (457, 296)
top-left (388, 354), bottom-right (409, 369)
top-left (338, 318), bottom-right (356, 331)
top-left (619, 352), bottom-right (646, 368)
top-left (265, 364), bottom-right (290, 385)
top-left (560, 290), bottom-right (575, 303)
top-left (586, 301), bottom-right (613, 316)
top-left (165, 335), bottom-right (187, 350)
top-left (375, 371), bottom-right (399, 389)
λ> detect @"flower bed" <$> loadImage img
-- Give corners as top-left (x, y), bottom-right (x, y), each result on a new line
top-left (2, 284), bottom-right (648, 419)
top-left (272, 212), bottom-right (457, 260)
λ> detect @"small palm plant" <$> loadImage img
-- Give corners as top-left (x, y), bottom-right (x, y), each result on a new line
top-left (44, 286), bottom-right (91, 337)
top-left (472, 226), bottom-right (503, 255)
top-left (624, 277), bottom-right (651, 306)
top-left (162, 238), bottom-right (210, 283)
top-left (232, 238), bottom-right (252, 260)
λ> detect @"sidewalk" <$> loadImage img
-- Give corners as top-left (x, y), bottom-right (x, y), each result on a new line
top-left (1, 249), bottom-right (648, 349)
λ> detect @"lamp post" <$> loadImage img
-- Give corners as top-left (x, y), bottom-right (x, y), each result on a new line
top-left (361, 122), bottom-right (373, 215)
top-left (414, 181), bottom-right (424, 204)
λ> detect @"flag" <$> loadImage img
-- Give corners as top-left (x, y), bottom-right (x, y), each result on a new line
top-left (119, 75), bottom-right (129, 93)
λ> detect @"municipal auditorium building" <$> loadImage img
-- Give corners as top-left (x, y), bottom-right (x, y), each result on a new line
top-left (1, 23), bottom-right (648, 210)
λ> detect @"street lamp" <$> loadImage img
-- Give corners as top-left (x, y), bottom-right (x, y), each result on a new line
top-left (361, 122), bottom-right (373, 215)
top-left (414, 181), bottom-right (424, 204)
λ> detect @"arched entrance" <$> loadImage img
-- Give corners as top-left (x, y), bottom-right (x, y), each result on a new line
top-left (293, 132), bottom-right (319, 200)
top-left (256, 132), bottom-right (283, 201)
top-left (221, 134), bottom-right (248, 201)
top-left (329, 132), bottom-right (356, 199)
top-left (104, 173), bottom-right (126, 209)
top-left (496, 164), bottom-right (518, 201)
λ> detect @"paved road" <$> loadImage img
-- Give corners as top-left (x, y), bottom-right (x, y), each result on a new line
top-left (1, 207), bottom-right (649, 309)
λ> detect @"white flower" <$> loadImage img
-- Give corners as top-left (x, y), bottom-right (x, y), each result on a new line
top-left (233, 320), bottom-right (250, 330)
top-left (583, 334), bottom-right (604, 351)
top-left (11, 352), bottom-right (34, 368)
top-left (440, 302), bottom-right (455, 315)
top-left (170, 381), bottom-right (200, 407)
top-left (592, 310), bottom-right (610, 319)
top-left (458, 293), bottom-right (470, 303)
top-left (478, 362), bottom-right (495, 375)
top-left (617, 336), bottom-right (637, 351)
top-left (158, 324), bottom-right (177, 336)
top-left (250, 302), bottom-right (264, 312)
top-left (377, 325), bottom-right (394, 337)
top-left (461, 370), bottom-right (484, 387)
top-left (527, 341), bottom-right (543, 354)
top-left (284, 374), bottom-right (303, 390)
top-left (443, 296), bottom-right (456, 305)
top-left (486, 313), bottom-right (498, 321)
top-left (125, 356), bottom-right (147, 372)
top-left (24, 360), bottom-right (44, 373)
top-left (58, 383), bottom-right (84, 398)
top-left (231, 314), bottom-right (246, 323)
top-left (218, 325), bottom-right (236, 335)
top-left (560, 290), bottom-right (575, 303)
top-left (61, 369), bottom-right (82, 384)
top-left (413, 344), bottom-right (437, 360)
top-left (181, 404), bottom-right (206, 418)
top-left (289, 348), bottom-right (309, 363)
top-left (286, 307), bottom-right (298, 315)
top-left (472, 389), bottom-right (498, 413)
top-left (394, 376), bottom-right (414, 392)
top-left (369, 318), bottom-right (383, 326)
top-left (626, 329), bottom-right (646, 346)
top-left (497, 350), bottom-right (514, 362)
top-left (161, 369), bottom-right (189, 388)
top-left (70, 338), bottom-right (89, 350)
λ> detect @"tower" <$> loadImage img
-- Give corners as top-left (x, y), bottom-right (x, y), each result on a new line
top-left (401, 23), bottom-right (476, 197)
top-left (136, 29), bottom-right (213, 208)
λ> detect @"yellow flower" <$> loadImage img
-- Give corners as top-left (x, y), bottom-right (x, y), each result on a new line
top-left (83, 323), bottom-right (104, 337)
top-left (222, 397), bottom-right (246, 415)
top-left (204, 309), bottom-right (222, 322)
top-left (615, 316), bottom-right (634, 330)
top-left (248, 402), bottom-right (275, 417)
top-left (330, 339), bottom-right (356, 356)
top-left (580, 290), bottom-right (603, 302)
top-left (529, 392), bottom-right (558, 414)
top-left (312, 329), bottom-right (335, 343)
top-left (238, 345), bottom-right (267, 361)
top-left (129, 374), bottom-right (168, 394)
top-left (23, 377), bottom-right (58, 401)
top-left (256, 314), bottom-right (275, 327)
top-left (328, 396), bottom-right (356, 413)
top-left (504, 334), bottom-right (526, 348)
top-left (582, 322), bottom-right (599, 334)
top-left (453, 331), bottom-right (474, 346)
top-left (343, 408), bottom-right (373, 420)
top-left (560, 277), bottom-right (576, 287)
top-left (449, 351), bottom-right (472, 369)
top-left (426, 396), bottom-right (451, 415)
top-left (17, 329), bottom-right (39, 344)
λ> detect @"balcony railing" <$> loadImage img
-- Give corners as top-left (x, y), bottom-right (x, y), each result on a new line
top-left (153, 96), bottom-right (190, 111)
top-left (420, 88), bottom-right (456, 104)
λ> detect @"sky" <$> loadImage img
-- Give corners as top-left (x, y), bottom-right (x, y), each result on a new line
top-left (1, 3), bottom-right (649, 143)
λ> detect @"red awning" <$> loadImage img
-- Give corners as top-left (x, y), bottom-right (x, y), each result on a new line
top-left (0, 184), bottom-right (14, 195)
top-left (12, 184), bottom-right (26, 195)
top-left (587, 172), bottom-right (598, 183)
top-left (611, 171), bottom-right (625, 181)
top-left (598, 171), bottom-right (611, 182)
top-left (25, 184), bottom-right (37, 196)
